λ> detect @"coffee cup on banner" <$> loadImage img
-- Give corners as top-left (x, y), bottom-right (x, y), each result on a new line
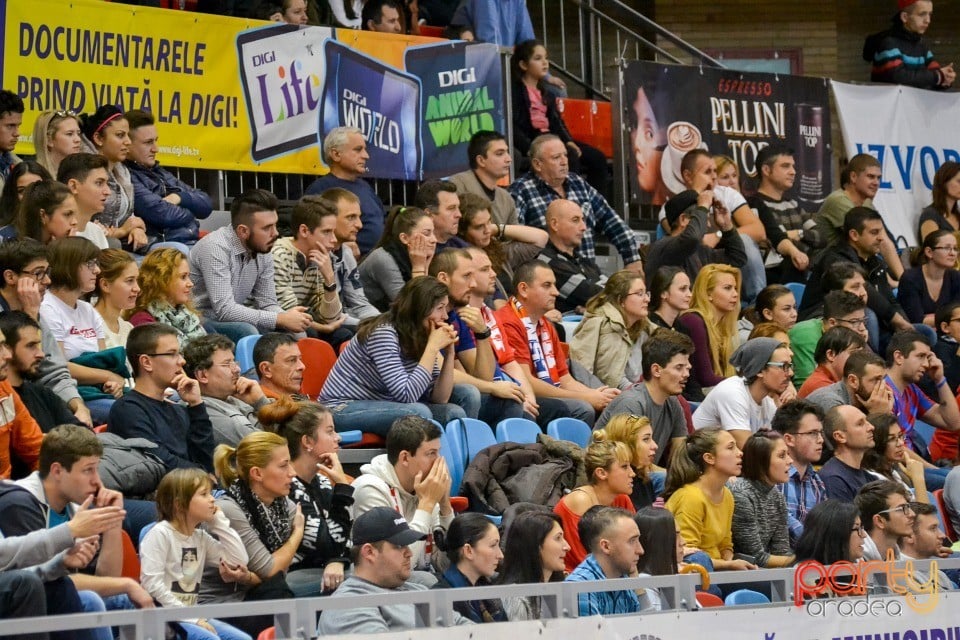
top-left (660, 121), bottom-right (708, 195)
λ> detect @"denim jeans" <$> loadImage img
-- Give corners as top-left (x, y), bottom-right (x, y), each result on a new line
top-left (202, 319), bottom-right (260, 344)
top-left (478, 392), bottom-right (524, 427)
top-left (78, 592), bottom-right (135, 640)
top-left (179, 618), bottom-right (252, 640)
top-left (87, 398), bottom-right (115, 425)
top-left (739, 234), bottom-right (768, 307)
top-left (286, 567), bottom-right (325, 598)
top-left (329, 400), bottom-right (434, 437)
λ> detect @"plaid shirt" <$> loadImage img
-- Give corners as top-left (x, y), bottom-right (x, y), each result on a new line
top-left (508, 171), bottom-right (641, 265)
top-left (778, 463), bottom-right (826, 547)
top-left (189, 226), bottom-right (282, 331)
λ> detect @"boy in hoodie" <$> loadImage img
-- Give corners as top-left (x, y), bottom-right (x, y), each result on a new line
top-left (350, 416), bottom-right (453, 577)
top-left (863, 0), bottom-right (954, 90)
top-left (271, 194), bottom-right (352, 349)
top-left (318, 507), bottom-right (471, 634)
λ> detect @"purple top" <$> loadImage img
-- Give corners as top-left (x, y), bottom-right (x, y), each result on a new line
top-left (677, 312), bottom-right (727, 389)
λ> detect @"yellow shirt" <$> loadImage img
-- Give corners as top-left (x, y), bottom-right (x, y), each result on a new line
top-left (666, 484), bottom-right (734, 560)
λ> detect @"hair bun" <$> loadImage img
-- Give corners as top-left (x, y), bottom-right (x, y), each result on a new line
top-left (257, 395), bottom-right (300, 429)
top-left (591, 428), bottom-right (609, 444)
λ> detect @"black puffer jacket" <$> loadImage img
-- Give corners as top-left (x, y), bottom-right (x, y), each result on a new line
top-left (862, 14), bottom-right (946, 90)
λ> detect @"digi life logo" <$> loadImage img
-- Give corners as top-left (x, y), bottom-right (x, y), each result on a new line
top-left (236, 24), bottom-right (333, 162)
top-left (253, 55), bottom-right (321, 126)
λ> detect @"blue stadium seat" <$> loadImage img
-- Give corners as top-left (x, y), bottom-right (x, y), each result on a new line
top-left (339, 430), bottom-right (363, 446)
top-left (785, 282), bottom-right (806, 303)
top-left (496, 417), bottom-right (541, 444)
top-left (235, 334), bottom-right (261, 376)
top-left (444, 418), bottom-right (496, 462)
top-left (914, 419), bottom-right (936, 451)
top-left (546, 417), bottom-right (591, 448)
top-left (724, 589), bottom-right (770, 606)
top-left (440, 428), bottom-right (466, 496)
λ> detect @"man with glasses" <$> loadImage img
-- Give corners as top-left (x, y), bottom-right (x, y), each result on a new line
top-left (183, 334), bottom-right (272, 448)
top-left (536, 199), bottom-right (606, 314)
top-left (790, 290), bottom-right (869, 388)
top-left (693, 337), bottom-right (794, 449)
top-left (855, 480), bottom-right (917, 589)
top-left (0, 238), bottom-right (94, 427)
top-left (820, 405), bottom-right (876, 502)
top-left (773, 400), bottom-right (828, 546)
top-left (883, 330), bottom-right (958, 490)
top-left (108, 323), bottom-right (214, 473)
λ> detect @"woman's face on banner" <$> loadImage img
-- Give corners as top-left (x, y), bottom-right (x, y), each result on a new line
top-left (631, 88), bottom-right (665, 193)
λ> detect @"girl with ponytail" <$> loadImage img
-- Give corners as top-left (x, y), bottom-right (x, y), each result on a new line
top-left (664, 428), bottom-right (756, 572)
top-left (260, 396), bottom-right (353, 598)
top-left (201, 431), bottom-right (305, 625)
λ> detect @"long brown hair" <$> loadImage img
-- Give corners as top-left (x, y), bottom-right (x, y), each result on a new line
top-left (584, 270), bottom-right (648, 341)
top-left (356, 276), bottom-right (449, 360)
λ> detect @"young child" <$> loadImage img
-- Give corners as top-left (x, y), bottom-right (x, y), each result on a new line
top-left (140, 468), bottom-right (253, 640)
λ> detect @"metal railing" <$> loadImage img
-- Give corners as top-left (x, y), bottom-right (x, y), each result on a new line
top-left (530, 0), bottom-right (724, 100)
top-left (0, 558), bottom-right (956, 639)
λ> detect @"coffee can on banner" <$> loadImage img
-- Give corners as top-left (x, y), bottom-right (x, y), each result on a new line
top-left (795, 104), bottom-right (825, 208)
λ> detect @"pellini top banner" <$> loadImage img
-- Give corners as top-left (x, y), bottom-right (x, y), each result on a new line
top-left (5, 0), bottom-right (504, 177)
top-left (622, 61), bottom-right (832, 211)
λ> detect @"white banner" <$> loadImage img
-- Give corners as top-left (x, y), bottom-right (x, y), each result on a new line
top-left (831, 80), bottom-right (960, 247)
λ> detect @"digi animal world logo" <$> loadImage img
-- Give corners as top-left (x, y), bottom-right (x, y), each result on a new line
top-left (794, 550), bottom-right (941, 616)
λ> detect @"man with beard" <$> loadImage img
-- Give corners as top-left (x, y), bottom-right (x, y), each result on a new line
top-left (596, 329), bottom-right (693, 467)
top-left (183, 334), bottom-right (272, 447)
top-left (747, 145), bottom-right (821, 284)
top-left (189, 188), bottom-right (312, 342)
top-left (0, 311), bottom-right (82, 432)
top-left (807, 350), bottom-right (894, 416)
top-left (429, 248), bottom-right (524, 425)
top-left (0, 313), bottom-right (41, 479)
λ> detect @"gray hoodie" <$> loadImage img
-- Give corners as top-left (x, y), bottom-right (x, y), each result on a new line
top-left (317, 576), bottom-right (471, 635)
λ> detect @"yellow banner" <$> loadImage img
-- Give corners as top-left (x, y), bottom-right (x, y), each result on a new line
top-left (4, 0), bottom-right (436, 173)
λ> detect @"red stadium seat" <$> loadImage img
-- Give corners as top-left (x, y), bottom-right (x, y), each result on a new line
top-left (419, 25), bottom-right (446, 38)
top-left (120, 530), bottom-right (140, 582)
top-left (298, 337), bottom-right (337, 398)
top-left (934, 489), bottom-right (957, 542)
top-left (557, 98), bottom-right (613, 159)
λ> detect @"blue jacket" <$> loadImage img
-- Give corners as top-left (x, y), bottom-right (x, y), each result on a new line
top-left (450, 0), bottom-right (534, 47)
top-left (126, 160), bottom-right (213, 245)
top-left (565, 554), bottom-right (641, 616)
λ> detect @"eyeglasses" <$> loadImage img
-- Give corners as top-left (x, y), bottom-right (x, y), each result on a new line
top-left (877, 504), bottom-right (914, 517)
top-left (851, 524), bottom-right (865, 535)
top-left (836, 317), bottom-right (867, 329)
top-left (145, 351), bottom-right (182, 359)
top-left (887, 433), bottom-right (907, 444)
top-left (933, 246), bottom-right (959, 253)
top-left (949, 317), bottom-right (960, 324)
top-left (796, 430), bottom-right (824, 440)
top-left (20, 267), bottom-right (51, 280)
top-left (214, 359), bottom-right (240, 370)
top-left (627, 290), bottom-right (651, 299)
top-left (83, 259), bottom-right (100, 271)
top-left (766, 361), bottom-right (795, 374)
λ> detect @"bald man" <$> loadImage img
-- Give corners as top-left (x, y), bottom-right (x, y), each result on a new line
top-left (536, 199), bottom-right (607, 314)
top-left (819, 405), bottom-right (876, 503)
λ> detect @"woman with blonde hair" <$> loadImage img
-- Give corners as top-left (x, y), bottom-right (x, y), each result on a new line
top-left (129, 247), bottom-right (205, 344)
top-left (570, 270), bottom-right (655, 389)
top-left (93, 249), bottom-right (139, 349)
top-left (665, 427), bottom-right (756, 572)
top-left (601, 414), bottom-right (660, 509)
top-left (260, 396), bottom-right (353, 598)
top-left (33, 110), bottom-right (83, 177)
top-left (678, 263), bottom-right (741, 401)
top-left (200, 431), bottom-right (305, 633)
top-left (553, 433), bottom-right (637, 572)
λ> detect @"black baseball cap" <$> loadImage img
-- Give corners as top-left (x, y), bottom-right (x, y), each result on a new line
top-left (352, 507), bottom-right (428, 547)
top-left (664, 190), bottom-right (700, 227)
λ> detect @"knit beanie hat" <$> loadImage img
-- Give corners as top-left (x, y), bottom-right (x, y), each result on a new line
top-left (729, 337), bottom-right (783, 379)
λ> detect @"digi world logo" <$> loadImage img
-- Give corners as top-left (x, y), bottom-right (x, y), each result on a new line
top-left (794, 550), bottom-right (941, 616)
